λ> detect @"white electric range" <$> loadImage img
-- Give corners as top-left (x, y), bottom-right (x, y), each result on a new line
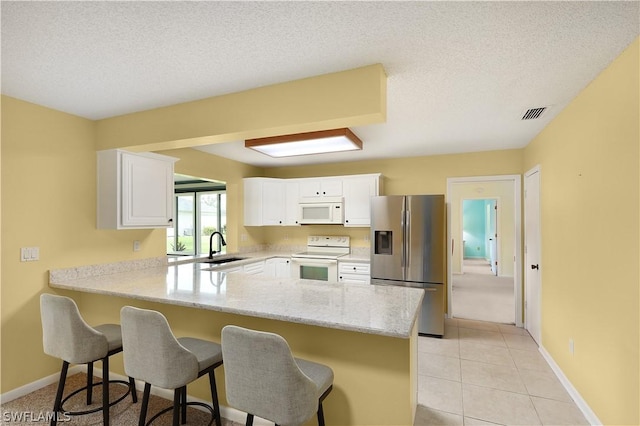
top-left (291, 236), bottom-right (350, 282)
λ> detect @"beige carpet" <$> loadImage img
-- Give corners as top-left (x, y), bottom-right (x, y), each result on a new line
top-left (452, 259), bottom-right (515, 324)
top-left (0, 373), bottom-right (242, 425)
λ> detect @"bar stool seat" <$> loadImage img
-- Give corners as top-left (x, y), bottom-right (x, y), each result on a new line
top-left (120, 306), bottom-right (223, 426)
top-left (39, 294), bottom-right (137, 426)
top-left (221, 325), bottom-right (334, 426)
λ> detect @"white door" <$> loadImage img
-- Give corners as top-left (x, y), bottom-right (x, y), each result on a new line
top-left (524, 166), bottom-right (542, 345)
top-left (489, 201), bottom-right (498, 276)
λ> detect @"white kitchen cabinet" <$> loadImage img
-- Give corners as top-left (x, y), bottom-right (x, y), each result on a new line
top-left (284, 181), bottom-right (300, 226)
top-left (243, 178), bottom-right (300, 226)
top-left (243, 260), bottom-right (266, 275)
top-left (338, 261), bottom-right (371, 284)
top-left (97, 149), bottom-right (178, 229)
top-left (299, 178), bottom-right (342, 198)
top-left (265, 257), bottom-right (292, 278)
top-left (262, 179), bottom-right (286, 225)
top-left (343, 174), bottom-right (381, 227)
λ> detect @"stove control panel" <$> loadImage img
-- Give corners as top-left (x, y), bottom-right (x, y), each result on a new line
top-left (307, 235), bottom-right (350, 248)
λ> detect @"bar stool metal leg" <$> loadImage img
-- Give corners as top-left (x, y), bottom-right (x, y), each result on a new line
top-left (50, 361), bottom-right (69, 426)
top-left (102, 356), bottom-right (110, 426)
top-left (86, 362), bottom-right (93, 405)
top-left (139, 383), bottom-right (151, 426)
top-left (208, 371), bottom-right (222, 426)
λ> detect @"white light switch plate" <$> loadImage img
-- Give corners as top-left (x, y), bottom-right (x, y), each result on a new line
top-left (20, 247), bottom-right (40, 262)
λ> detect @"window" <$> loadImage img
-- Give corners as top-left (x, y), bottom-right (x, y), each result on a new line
top-left (167, 177), bottom-right (226, 255)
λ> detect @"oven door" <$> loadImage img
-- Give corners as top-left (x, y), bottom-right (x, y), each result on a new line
top-left (291, 257), bottom-right (338, 283)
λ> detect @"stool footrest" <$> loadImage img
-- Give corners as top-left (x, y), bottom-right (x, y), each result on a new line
top-left (59, 379), bottom-right (132, 417)
top-left (145, 401), bottom-right (215, 426)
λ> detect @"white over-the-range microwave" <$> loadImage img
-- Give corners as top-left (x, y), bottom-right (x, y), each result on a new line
top-left (298, 197), bottom-right (344, 225)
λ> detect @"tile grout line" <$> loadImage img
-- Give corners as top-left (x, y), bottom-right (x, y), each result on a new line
top-left (504, 329), bottom-right (545, 426)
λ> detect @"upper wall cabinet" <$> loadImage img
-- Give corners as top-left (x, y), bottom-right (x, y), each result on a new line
top-left (343, 174), bottom-right (381, 227)
top-left (299, 178), bottom-right (343, 198)
top-left (97, 149), bottom-right (178, 229)
top-left (243, 173), bottom-right (381, 227)
top-left (244, 178), bottom-right (300, 226)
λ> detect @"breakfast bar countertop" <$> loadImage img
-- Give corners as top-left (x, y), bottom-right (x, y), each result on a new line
top-left (49, 260), bottom-right (423, 339)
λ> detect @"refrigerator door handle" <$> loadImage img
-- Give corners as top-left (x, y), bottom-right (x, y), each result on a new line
top-left (400, 209), bottom-right (406, 274)
top-left (405, 209), bottom-right (411, 271)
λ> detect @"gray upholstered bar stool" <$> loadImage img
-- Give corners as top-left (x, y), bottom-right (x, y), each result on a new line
top-left (120, 306), bottom-right (223, 426)
top-left (39, 294), bottom-right (137, 426)
top-left (221, 325), bottom-right (334, 426)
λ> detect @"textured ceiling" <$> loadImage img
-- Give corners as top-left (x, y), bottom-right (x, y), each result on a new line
top-left (2, 1), bottom-right (638, 167)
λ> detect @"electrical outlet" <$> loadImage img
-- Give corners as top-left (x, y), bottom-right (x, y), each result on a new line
top-left (364, 235), bottom-right (370, 242)
top-left (284, 234), bottom-right (289, 241)
top-left (241, 234), bottom-right (248, 242)
top-left (133, 240), bottom-right (141, 252)
top-left (569, 338), bottom-right (575, 355)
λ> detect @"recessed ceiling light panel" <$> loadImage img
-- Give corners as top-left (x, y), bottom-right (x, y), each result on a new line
top-left (245, 128), bottom-right (363, 158)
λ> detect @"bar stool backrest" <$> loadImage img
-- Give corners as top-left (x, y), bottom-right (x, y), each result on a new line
top-left (40, 294), bottom-right (108, 364)
top-left (120, 306), bottom-right (199, 390)
top-left (221, 325), bottom-right (318, 426)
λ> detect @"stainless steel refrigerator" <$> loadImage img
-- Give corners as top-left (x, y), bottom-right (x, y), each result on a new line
top-left (370, 195), bottom-right (445, 336)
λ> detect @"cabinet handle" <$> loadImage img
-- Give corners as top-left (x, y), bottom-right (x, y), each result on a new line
top-left (353, 267), bottom-right (357, 271)
top-left (168, 218), bottom-right (173, 223)
top-left (531, 264), bottom-right (539, 270)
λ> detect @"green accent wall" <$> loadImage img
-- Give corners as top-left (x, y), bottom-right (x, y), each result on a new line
top-left (462, 199), bottom-right (487, 258)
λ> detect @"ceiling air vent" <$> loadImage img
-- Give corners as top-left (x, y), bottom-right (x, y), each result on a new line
top-left (521, 107), bottom-right (547, 120)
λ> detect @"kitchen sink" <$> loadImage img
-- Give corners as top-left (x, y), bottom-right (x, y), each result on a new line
top-left (199, 257), bottom-right (246, 265)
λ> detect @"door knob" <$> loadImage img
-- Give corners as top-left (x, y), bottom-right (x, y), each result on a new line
top-left (531, 264), bottom-right (539, 270)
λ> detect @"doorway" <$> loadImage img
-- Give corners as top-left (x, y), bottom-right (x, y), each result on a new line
top-left (462, 198), bottom-right (498, 276)
top-left (447, 175), bottom-right (523, 326)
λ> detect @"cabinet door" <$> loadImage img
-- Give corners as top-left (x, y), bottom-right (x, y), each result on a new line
top-left (262, 180), bottom-right (286, 225)
top-left (299, 178), bottom-right (342, 197)
top-left (299, 179), bottom-right (322, 197)
top-left (284, 181), bottom-right (300, 226)
top-left (243, 178), bottom-right (264, 226)
top-left (343, 176), bottom-right (379, 226)
top-left (275, 258), bottom-right (292, 278)
top-left (321, 178), bottom-right (343, 197)
top-left (121, 152), bottom-right (174, 227)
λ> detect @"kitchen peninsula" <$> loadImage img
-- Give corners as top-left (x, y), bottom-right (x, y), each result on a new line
top-left (49, 257), bottom-right (424, 425)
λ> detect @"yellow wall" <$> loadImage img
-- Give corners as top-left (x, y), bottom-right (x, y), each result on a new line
top-left (96, 64), bottom-right (386, 152)
top-left (523, 38), bottom-right (639, 425)
top-left (0, 96), bottom-right (167, 389)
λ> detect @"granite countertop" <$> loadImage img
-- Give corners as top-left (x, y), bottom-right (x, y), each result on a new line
top-left (49, 257), bottom-right (421, 339)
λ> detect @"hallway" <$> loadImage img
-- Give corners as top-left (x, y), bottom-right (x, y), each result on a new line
top-left (451, 259), bottom-right (515, 324)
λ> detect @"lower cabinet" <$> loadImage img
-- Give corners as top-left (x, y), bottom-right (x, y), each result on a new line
top-left (265, 257), bottom-right (292, 278)
top-left (338, 261), bottom-right (370, 284)
top-left (243, 260), bottom-right (265, 275)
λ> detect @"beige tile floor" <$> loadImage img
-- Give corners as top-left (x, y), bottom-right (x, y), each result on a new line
top-left (414, 318), bottom-right (590, 426)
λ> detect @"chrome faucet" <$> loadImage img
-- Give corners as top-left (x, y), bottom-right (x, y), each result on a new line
top-left (208, 231), bottom-right (227, 259)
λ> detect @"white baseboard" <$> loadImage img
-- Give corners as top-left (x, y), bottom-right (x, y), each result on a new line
top-left (539, 345), bottom-right (602, 426)
top-left (1, 365), bottom-right (270, 426)
top-left (0, 365), bottom-right (83, 404)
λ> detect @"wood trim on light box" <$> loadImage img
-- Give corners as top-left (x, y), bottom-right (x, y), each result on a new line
top-left (245, 128), bottom-right (363, 149)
